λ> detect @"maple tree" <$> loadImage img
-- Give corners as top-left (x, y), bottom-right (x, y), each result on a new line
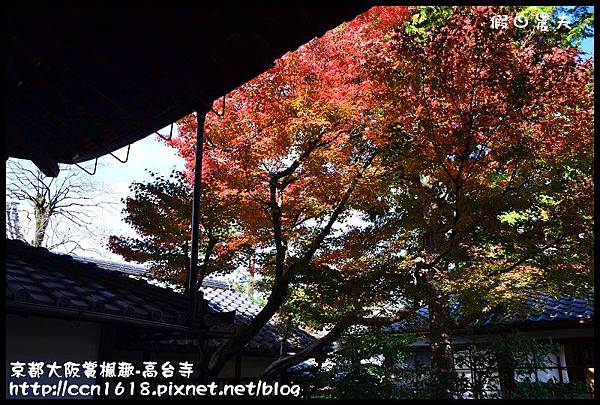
top-left (108, 171), bottom-right (240, 285)
top-left (109, 6), bottom-right (593, 387)
top-left (170, 7), bottom-right (416, 378)
top-left (348, 6), bottom-right (594, 396)
top-left (111, 6), bottom-right (417, 379)
top-left (266, 5), bottom-right (593, 385)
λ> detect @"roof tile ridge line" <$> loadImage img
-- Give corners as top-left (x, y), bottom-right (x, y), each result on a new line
top-left (201, 279), bottom-right (232, 290)
top-left (32, 246), bottom-right (188, 308)
top-left (10, 242), bottom-right (217, 316)
top-left (12, 241), bottom-right (253, 312)
top-left (81, 270), bottom-right (188, 311)
top-left (13, 240), bottom-right (213, 292)
top-left (45, 250), bottom-right (149, 289)
top-left (72, 254), bottom-right (148, 273)
top-left (118, 275), bottom-right (195, 309)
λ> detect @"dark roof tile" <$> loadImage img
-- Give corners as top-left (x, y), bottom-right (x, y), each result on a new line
top-left (387, 291), bottom-right (593, 333)
top-left (28, 293), bottom-right (55, 305)
top-left (6, 239), bottom-right (315, 354)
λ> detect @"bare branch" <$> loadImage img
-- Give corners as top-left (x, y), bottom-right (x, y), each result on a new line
top-left (5, 159), bottom-right (114, 254)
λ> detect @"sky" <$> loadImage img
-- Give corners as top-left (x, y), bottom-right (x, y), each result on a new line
top-left (581, 36), bottom-right (593, 57)
top-left (6, 128), bottom-right (185, 263)
top-left (86, 127), bottom-right (186, 261)
top-left (5, 6), bottom-right (595, 268)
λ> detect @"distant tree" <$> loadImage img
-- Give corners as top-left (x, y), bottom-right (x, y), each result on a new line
top-left (304, 330), bottom-right (586, 399)
top-left (6, 201), bottom-right (25, 241)
top-left (5, 158), bottom-right (114, 254)
top-left (306, 327), bottom-right (420, 399)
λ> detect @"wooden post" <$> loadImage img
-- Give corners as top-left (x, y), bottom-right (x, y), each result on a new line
top-left (188, 110), bottom-right (207, 325)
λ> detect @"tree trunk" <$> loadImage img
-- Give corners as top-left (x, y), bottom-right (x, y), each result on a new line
top-left (247, 254), bottom-right (255, 300)
top-left (32, 204), bottom-right (50, 247)
top-left (495, 335), bottom-right (516, 399)
top-left (428, 294), bottom-right (455, 399)
top-left (206, 270), bottom-right (291, 378)
top-left (262, 319), bottom-right (350, 380)
top-left (421, 228), bottom-right (456, 398)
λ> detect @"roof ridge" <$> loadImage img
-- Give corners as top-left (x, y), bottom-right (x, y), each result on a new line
top-left (71, 252), bottom-right (233, 290)
top-left (71, 255), bottom-right (147, 275)
top-left (201, 278), bottom-right (232, 290)
top-left (6, 239), bottom-right (189, 309)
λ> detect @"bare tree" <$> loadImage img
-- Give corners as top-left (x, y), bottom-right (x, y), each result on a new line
top-left (5, 158), bottom-right (116, 254)
top-left (6, 201), bottom-right (25, 240)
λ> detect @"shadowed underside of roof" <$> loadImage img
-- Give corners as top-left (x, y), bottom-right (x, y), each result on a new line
top-left (6, 5), bottom-right (369, 176)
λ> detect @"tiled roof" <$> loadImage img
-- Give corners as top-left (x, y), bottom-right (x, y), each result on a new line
top-left (201, 285), bottom-right (315, 353)
top-left (72, 256), bottom-right (316, 353)
top-left (474, 292), bottom-right (594, 327)
top-left (72, 255), bottom-right (147, 275)
top-left (6, 239), bottom-right (315, 354)
top-left (286, 359), bottom-right (320, 377)
top-left (384, 308), bottom-right (429, 333)
top-left (6, 239), bottom-right (190, 326)
top-left (386, 293), bottom-right (594, 333)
